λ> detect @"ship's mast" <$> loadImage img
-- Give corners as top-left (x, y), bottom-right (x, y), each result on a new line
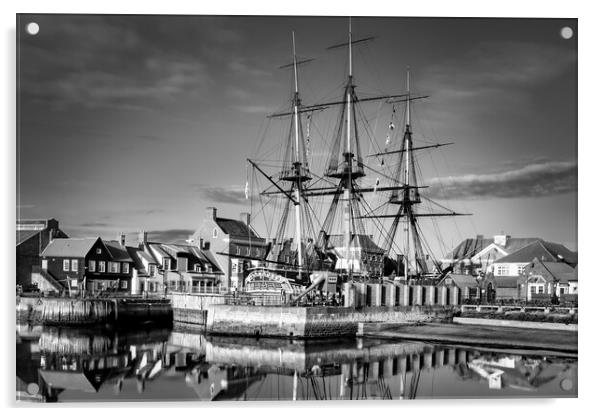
top-left (345, 19), bottom-right (353, 277)
top-left (292, 31), bottom-right (304, 281)
top-left (403, 69), bottom-right (411, 280)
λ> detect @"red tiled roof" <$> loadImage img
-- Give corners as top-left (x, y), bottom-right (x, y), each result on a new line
top-left (103, 240), bottom-right (133, 262)
top-left (445, 237), bottom-right (541, 260)
top-left (215, 217), bottom-right (262, 239)
top-left (40, 238), bottom-right (98, 258)
top-left (495, 240), bottom-right (577, 265)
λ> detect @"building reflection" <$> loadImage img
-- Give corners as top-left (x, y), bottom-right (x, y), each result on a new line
top-left (15, 325), bottom-right (577, 402)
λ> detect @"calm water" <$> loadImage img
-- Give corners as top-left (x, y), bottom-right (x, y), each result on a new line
top-left (16, 324), bottom-right (577, 402)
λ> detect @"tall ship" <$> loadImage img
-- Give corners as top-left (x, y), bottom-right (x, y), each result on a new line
top-left (244, 20), bottom-right (468, 298)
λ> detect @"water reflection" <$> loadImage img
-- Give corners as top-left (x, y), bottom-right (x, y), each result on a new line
top-left (16, 324), bottom-right (577, 402)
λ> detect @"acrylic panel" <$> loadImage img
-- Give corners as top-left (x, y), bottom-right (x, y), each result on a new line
top-left (16, 14), bottom-right (577, 403)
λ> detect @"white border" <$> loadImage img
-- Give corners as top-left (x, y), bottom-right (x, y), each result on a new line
top-left (3, 0), bottom-right (599, 414)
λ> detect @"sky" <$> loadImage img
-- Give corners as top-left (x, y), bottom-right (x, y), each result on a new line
top-left (16, 14), bottom-right (577, 256)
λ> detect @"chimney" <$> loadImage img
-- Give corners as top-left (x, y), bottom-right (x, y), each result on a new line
top-left (138, 230), bottom-right (148, 246)
top-left (240, 212), bottom-right (251, 226)
top-left (119, 233), bottom-right (126, 247)
top-left (206, 207), bottom-right (217, 220)
top-left (494, 234), bottom-right (510, 247)
top-left (476, 234), bottom-right (484, 240)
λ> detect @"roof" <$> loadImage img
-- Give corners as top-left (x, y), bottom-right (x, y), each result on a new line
top-left (329, 234), bottom-right (385, 253)
top-left (440, 274), bottom-right (480, 288)
top-left (445, 237), bottom-right (541, 260)
top-left (191, 246), bottom-right (222, 272)
top-left (40, 238), bottom-right (98, 258)
top-left (215, 217), bottom-right (261, 239)
top-left (146, 242), bottom-right (174, 260)
top-left (495, 240), bottom-right (577, 265)
top-left (103, 240), bottom-right (133, 262)
top-left (528, 260), bottom-right (577, 283)
top-left (125, 247), bottom-right (146, 272)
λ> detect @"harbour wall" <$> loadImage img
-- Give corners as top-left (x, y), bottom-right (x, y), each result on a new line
top-left (16, 296), bottom-right (172, 326)
top-left (205, 304), bottom-right (454, 338)
top-left (169, 282), bottom-right (461, 327)
top-left (168, 293), bottom-right (226, 325)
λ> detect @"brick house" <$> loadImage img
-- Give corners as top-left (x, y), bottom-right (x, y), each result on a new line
top-left (190, 207), bottom-right (269, 290)
top-left (441, 234), bottom-right (542, 276)
top-left (39, 237), bottom-right (134, 294)
top-left (517, 257), bottom-right (577, 302)
top-left (482, 240), bottom-right (577, 302)
top-left (16, 218), bottom-right (68, 287)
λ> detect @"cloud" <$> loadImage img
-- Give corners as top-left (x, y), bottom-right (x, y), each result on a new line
top-left (423, 40), bottom-right (577, 108)
top-left (194, 185), bottom-right (247, 205)
top-left (78, 222), bottom-right (111, 228)
top-left (425, 160), bottom-right (577, 200)
top-left (19, 16), bottom-right (215, 112)
top-left (228, 59), bottom-right (271, 77)
top-left (147, 229), bottom-right (193, 244)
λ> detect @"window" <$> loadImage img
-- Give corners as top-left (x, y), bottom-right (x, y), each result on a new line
top-left (517, 265), bottom-right (526, 274)
top-left (149, 264), bottom-right (157, 276)
top-left (71, 259), bottom-right (78, 271)
top-left (213, 228), bottom-right (218, 238)
top-left (98, 261), bottom-right (106, 273)
top-left (560, 287), bottom-right (566, 295)
top-left (163, 258), bottom-right (170, 270)
top-left (122, 263), bottom-right (129, 274)
top-left (120, 280), bottom-right (128, 289)
top-left (537, 286), bottom-right (544, 294)
top-left (195, 264), bottom-right (202, 272)
top-left (41, 259), bottom-right (48, 269)
top-left (109, 262), bottom-right (120, 273)
top-left (70, 279), bottom-right (78, 288)
top-left (496, 265), bottom-right (509, 276)
top-left (236, 247), bottom-right (241, 255)
top-left (530, 285), bottom-right (536, 294)
top-left (89, 260), bottom-right (96, 272)
top-left (246, 247), bottom-right (250, 256)
top-left (96, 248), bottom-right (102, 254)
top-left (63, 259), bottom-right (70, 271)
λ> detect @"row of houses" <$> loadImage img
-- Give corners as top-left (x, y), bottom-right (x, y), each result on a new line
top-left (17, 216), bottom-right (578, 301)
top-left (17, 208), bottom-right (267, 296)
top-left (440, 235), bottom-right (578, 303)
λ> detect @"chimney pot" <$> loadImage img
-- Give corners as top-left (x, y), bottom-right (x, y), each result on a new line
top-left (206, 207), bottom-right (217, 220)
top-left (138, 230), bottom-right (148, 246)
top-left (240, 212), bottom-right (250, 225)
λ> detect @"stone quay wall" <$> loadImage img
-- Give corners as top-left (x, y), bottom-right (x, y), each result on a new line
top-left (205, 304), bottom-right (454, 338)
top-left (168, 293), bottom-right (227, 325)
top-left (16, 296), bottom-right (172, 326)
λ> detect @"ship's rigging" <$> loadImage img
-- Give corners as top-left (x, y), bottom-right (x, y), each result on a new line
top-left (247, 19), bottom-right (470, 284)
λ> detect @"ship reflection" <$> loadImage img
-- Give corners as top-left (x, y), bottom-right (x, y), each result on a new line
top-left (16, 325), bottom-right (577, 402)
